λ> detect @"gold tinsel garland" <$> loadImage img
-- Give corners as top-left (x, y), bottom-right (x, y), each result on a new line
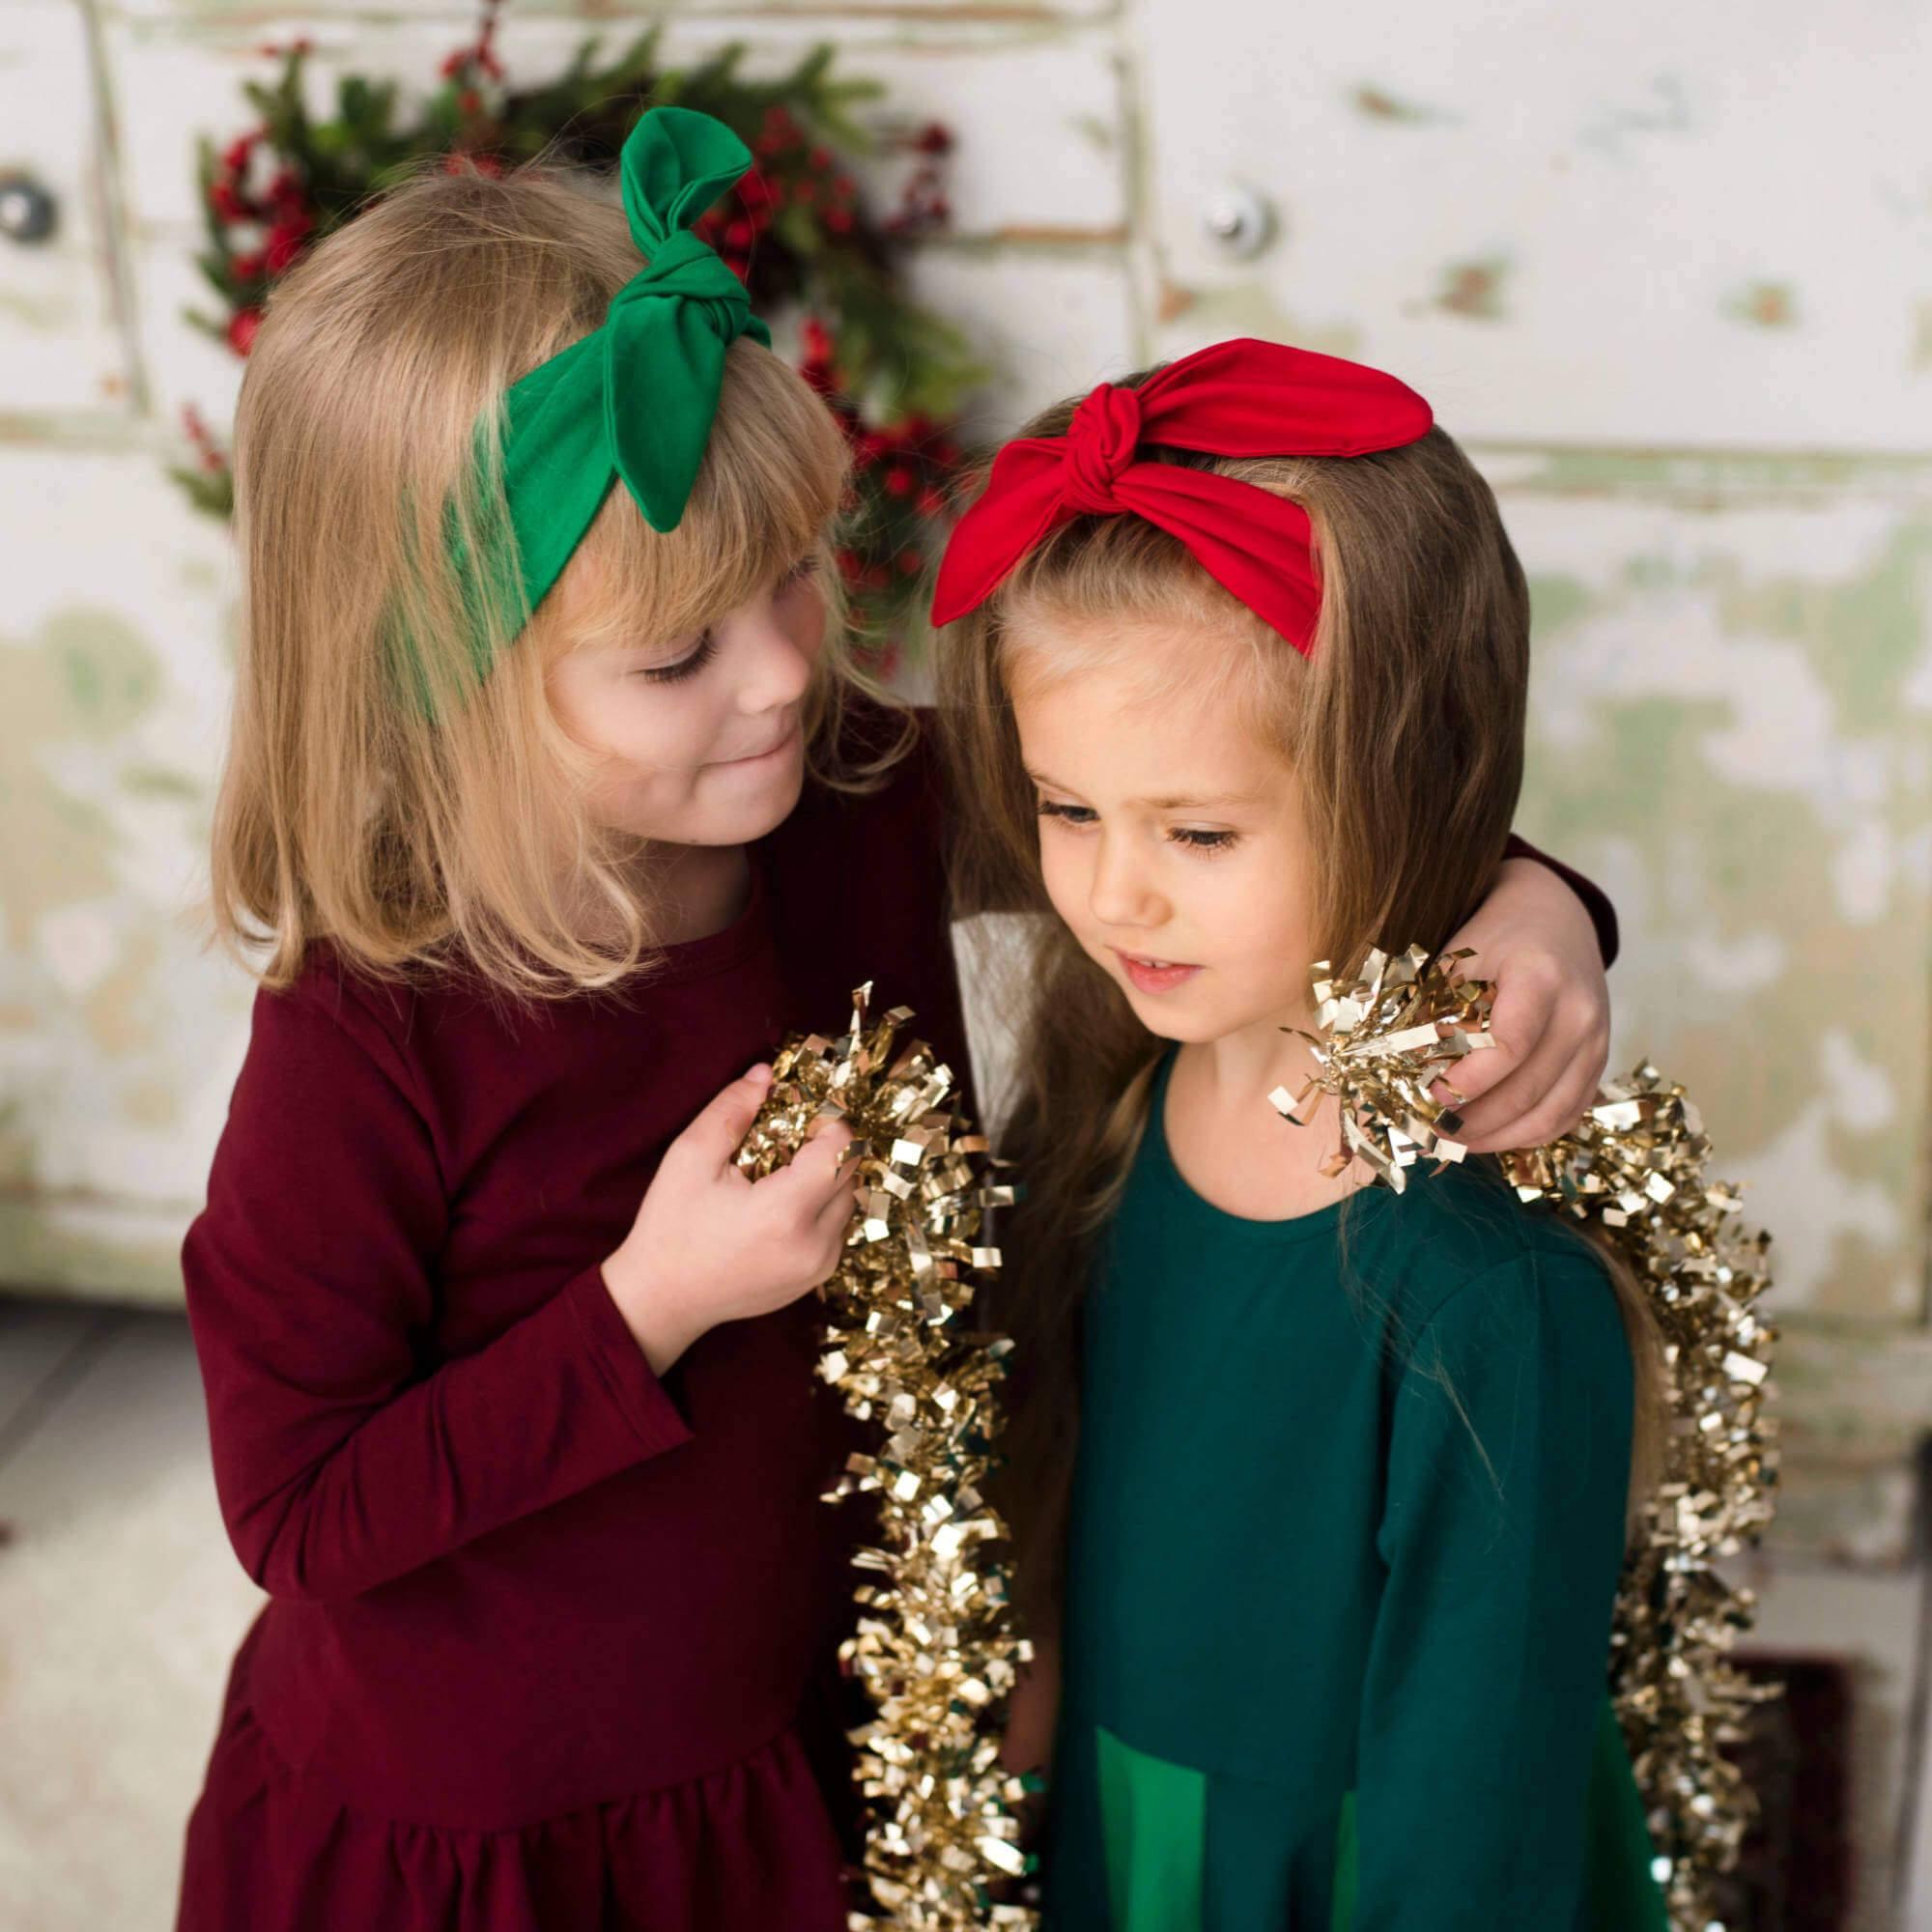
top-left (1273, 946), bottom-right (1780, 1932)
top-left (735, 985), bottom-right (1037, 1931)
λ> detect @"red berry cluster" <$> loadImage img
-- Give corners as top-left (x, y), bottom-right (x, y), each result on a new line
top-left (207, 124), bottom-right (317, 355)
top-left (860, 414), bottom-right (960, 521)
top-left (798, 316), bottom-right (964, 596)
top-left (797, 314), bottom-right (841, 395)
top-left (690, 104), bottom-right (865, 283)
top-left (440, 5), bottom-right (504, 84)
top-left (885, 122), bottom-right (954, 237)
top-left (440, 0), bottom-right (505, 129)
top-left (845, 430), bottom-right (964, 590)
top-left (691, 169), bottom-right (779, 285)
top-left (181, 403), bottom-right (228, 475)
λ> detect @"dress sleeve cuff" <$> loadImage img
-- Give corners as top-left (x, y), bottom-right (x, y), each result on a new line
top-left (564, 1265), bottom-right (696, 1458)
top-left (1501, 832), bottom-right (1620, 970)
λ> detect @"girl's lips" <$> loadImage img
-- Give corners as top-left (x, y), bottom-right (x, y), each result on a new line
top-left (714, 720), bottom-right (800, 770)
top-left (1112, 949), bottom-right (1203, 995)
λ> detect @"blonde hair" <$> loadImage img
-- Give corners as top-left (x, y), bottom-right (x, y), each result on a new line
top-left (213, 153), bottom-right (897, 996)
top-left (937, 373), bottom-right (1663, 1604)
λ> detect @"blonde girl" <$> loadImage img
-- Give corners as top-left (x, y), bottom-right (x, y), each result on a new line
top-left (936, 340), bottom-right (1666, 1930)
top-left (178, 107), bottom-right (951, 1932)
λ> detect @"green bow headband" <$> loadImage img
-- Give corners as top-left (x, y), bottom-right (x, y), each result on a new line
top-left (431, 105), bottom-right (772, 693)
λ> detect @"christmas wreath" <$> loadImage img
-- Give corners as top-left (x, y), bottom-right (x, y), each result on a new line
top-left (175, 0), bottom-right (986, 661)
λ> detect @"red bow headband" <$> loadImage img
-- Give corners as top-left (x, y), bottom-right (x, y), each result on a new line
top-left (930, 338), bottom-right (1434, 655)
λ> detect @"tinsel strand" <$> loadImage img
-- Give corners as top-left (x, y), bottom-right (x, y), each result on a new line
top-left (1273, 946), bottom-right (1780, 1932)
top-left (736, 985), bottom-right (1037, 1931)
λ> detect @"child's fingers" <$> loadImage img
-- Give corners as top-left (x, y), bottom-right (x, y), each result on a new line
top-left (760, 1122), bottom-right (856, 1208)
top-left (1459, 1056), bottom-right (1602, 1154)
top-left (812, 1174), bottom-right (859, 1244)
top-left (801, 1121), bottom-right (856, 1170)
top-left (1447, 1021), bottom-right (1604, 1151)
top-left (1440, 975), bottom-right (1555, 1106)
top-left (684, 1063), bottom-right (776, 1166)
top-left (1436, 1037), bottom-right (1511, 1106)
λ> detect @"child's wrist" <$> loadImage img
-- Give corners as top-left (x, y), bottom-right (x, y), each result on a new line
top-left (602, 1248), bottom-right (701, 1375)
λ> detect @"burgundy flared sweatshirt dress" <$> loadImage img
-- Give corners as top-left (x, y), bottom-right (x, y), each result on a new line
top-left (176, 707), bottom-right (969, 1932)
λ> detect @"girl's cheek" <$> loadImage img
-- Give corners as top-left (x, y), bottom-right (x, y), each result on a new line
top-left (623, 680), bottom-right (725, 772)
top-left (1037, 838), bottom-right (1087, 931)
top-left (1235, 853), bottom-right (1316, 978)
top-left (796, 586), bottom-right (830, 662)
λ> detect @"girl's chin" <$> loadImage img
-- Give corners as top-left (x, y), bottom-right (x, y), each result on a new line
top-left (1118, 987), bottom-right (1224, 1044)
top-left (694, 744), bottom-right (809, 841)
top-left (1119, 980), bottom-right (1306, 1049)
top-left (603, 753), bottom-right (806, 849)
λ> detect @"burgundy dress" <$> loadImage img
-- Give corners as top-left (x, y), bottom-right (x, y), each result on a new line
top-left (177, 710), bottom-right (966, 1932)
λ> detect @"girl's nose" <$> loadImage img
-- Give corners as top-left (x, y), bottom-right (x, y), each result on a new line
top-left (1089, 834), bottom-right (1164, 931)
top-left (738, 612), bottom-right (813, 714)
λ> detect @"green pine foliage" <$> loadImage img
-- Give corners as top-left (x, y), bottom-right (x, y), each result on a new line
top-left (179, 9), bottom-right (991, 655)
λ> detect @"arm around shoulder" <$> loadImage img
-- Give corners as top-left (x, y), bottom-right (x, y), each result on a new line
top-left (1500, 833), bottom-right (1618, 970)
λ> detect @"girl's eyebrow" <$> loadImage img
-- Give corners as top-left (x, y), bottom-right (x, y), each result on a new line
top-left (1028, 769), bottom-right (1262, 810)
top-left (1138, 789), bottom-right (1264, 810)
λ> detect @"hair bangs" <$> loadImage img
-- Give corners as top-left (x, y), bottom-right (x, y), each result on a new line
top-left (540, 339), bottom-right (849, 657)
top-left (993, 481), bottom-right (1314, 771)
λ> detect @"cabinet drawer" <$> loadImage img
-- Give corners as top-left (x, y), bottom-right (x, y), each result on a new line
top-left (0, 1), bottom-right (133, 420)
top-left (0, 442), bottom-right (251, 1305)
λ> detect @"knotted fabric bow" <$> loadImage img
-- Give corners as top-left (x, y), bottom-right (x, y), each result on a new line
top-left (929, 338), bottom-right (1434, 654)
top-left (472, 105), bottom-right (771, 633)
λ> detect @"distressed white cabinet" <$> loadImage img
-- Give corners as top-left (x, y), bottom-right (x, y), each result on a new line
top-left (2, 0), bottom-right (1929, 1570)
top-left (1127, 1), bottom-right (1932, 1574)
top-left (2, 4), bottom-right (1931, 1910)
top-left (1135, 1), bottom-right (1932, 451)
top-left (0, 0), bottom-right (134, 417)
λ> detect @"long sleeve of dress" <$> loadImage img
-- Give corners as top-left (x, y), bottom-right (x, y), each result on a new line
top-left (1500, 834), bottom-right (1619, 968)
top-left (1351, 1249), bottom-right (1634, 1929)
top-left (183, 975), bottom-right (694, 1605)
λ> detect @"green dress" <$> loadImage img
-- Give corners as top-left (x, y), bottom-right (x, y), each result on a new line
top-left (1047, 1052), bottom-right (1669, 1932)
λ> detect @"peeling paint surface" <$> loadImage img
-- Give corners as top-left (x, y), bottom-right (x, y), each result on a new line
top-left (1141, 4), bottom-right (1932, 449)
top-left (0, 4), bottom-right (1928, 1582)
top-left (0, 451), bottom-right (253, 1302)
top-left (1506, 477), bottom-right (1932, 1327)
top-left (1, 8), bottom-right (1929, 1919)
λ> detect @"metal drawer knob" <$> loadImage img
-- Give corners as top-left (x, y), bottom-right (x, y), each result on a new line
top-left (1200, 183), bottom-right (1275, 260)
top-left (0, 173), bottom-right (58, 245)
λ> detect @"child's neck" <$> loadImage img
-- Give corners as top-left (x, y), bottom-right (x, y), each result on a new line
top-left (647, 841), bottom-right (752, 946)
top-left (575, 840), bottom-right (752, 949)
top-left (1163, 1010), bottom-right (1366, 1224)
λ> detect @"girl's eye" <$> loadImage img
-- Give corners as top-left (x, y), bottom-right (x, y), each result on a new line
top-left (639, 633), bottom-right (718, 685)
top-left (779, 554), bottom-right (820, 591)
top-left (1172, 827), bottom-right (1237, 852)
top-left (1037, 798), bottom-right (1096, 827)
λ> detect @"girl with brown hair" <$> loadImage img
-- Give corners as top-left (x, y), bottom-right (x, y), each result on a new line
top-left (934, 340), bottom-right (1667, 1929)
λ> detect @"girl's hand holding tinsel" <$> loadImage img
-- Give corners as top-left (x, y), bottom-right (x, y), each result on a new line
top-left (604, 1064), bottom-right (858, 1374)
top-left (1437, 855), bottom-right (1612, 1152)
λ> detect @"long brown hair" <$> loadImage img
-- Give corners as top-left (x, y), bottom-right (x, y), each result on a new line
top-left (213, 152), bottom-right (899, 997)
top-left (937, 369), bottom-right (1662, 1608)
